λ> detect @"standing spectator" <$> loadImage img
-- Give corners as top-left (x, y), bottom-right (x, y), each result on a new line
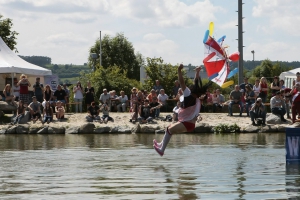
top-left (228, 85), bottom-right (243, 116)
top-left (117, 90), bottom-right (128, 112)
top-left (33, 77), bottom-right (44, 104)
top-left (100, 100), bottom-right (113, 123)
top-left (29, 96), bottom-right (42, 122)
top-left (253, 79), bottom-right (261, 98)
top-left (86, 102), bottom-right (101, 122)
top-left (149, 97), bottom-right (162, 118)
top-left (172, 80), bottom-right (180, 97)
top-left (99, 88), bottom-right (111, 107)
top-left (292, 72), bottom-right (300, 86)
top-left (84, 81), bottom-right (94, 109)
top-left (244, 85), bottom-right (256, 116)
top-left (17, 74), bottom-right (31, 104)
top-left (42, 101), bottom-right (53, 124)
top-left (239, 77), bottom-right (253, 91)
top-left (129, 102), bottom-right (138, 123)
top-left (138, 99), bottom-right (153, 123)
top-left (250, 98), bottom-right (266, 126)
top-left (291, 83), bottom-right (300, 124)
top-left (130, 87), bottom-right (138, 109)
top-left (3, 84), bottom-right (16, 105)
top-left (279, 79), bottom-right (286, 89)
top-left (270, 76), bottom-right (280, 96)
top-left (53, 85), bottom-right (67, 106)
top-left (158, 89), bottom-right (169, 113)
top-left (12, 78), bottom-right (20, 102)
top-left (136, 90), bottom-right (144, 108)
top-left (153, 80), bottom-right (163, 95)
top-left (73, 81), bottom-right (83, 113)
top-left (55, 101), bottom-right (65, 121)
top-left (283, 88), bottom-right (292, 119)
top-left (259, 77), bottom-right (268, 103)
top-left (11, 100), bottom-right (25, 125)
top-left (270, 91), bottom-right (287, 122)
top-left (63, 84), bottom-right (70, 112)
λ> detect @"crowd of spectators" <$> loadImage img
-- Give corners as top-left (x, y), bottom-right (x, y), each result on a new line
top-left (4, 73), bottom-right (300, 126)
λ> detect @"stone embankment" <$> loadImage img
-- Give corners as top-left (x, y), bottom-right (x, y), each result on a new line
top-left (0, 112), bottom-right (299, 134)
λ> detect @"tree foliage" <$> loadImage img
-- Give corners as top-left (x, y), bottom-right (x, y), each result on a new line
top-left (79, 66), bottom-right (141, 101)
top-left (0, 14), bottom-right (18, 52)
top-left (88, 33), bottom-right (143, 80)
top-left (143, 57), bottom-right (193, 95)
top-left (19, 55), bottom-right (51, 67)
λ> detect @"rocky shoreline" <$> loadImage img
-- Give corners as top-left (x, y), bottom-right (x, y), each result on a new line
top-left (0, 112), bottom-right (299, 134)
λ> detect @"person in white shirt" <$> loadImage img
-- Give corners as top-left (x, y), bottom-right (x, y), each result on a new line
top-left (73, 81), bottom-right (83, 113)
top-left (117, 90), bottom-right (128, 112)
top-left (253, 79), bottom-right (261, 98)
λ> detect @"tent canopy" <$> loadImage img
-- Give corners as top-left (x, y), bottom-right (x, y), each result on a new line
top-left (0, 37), bottom-right (52, 76)
top-left (279, 68), bottom-right (300, 80)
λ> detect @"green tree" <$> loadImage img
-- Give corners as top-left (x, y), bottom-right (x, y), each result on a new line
top-left (88, 33), bottom-right (143, 80)
top-left (143, 57), bottom-right (193, 95)
top-left (0, 14), bottom-right (18, 51)
top-left (79, 66), bottom-right (141, 100)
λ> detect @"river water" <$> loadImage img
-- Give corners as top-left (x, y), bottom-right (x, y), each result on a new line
top-left (0, 133), bottom-right (299, 199)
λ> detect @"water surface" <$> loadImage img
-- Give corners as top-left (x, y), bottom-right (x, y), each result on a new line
top-left (0, 133), bottom-right (299, 199)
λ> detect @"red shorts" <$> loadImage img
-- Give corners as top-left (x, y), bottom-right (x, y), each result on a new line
top-left (182, 121), bottom-right (195, 132)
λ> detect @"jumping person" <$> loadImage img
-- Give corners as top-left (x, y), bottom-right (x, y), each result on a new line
top-left (153, 64), bottom-right (211, 156)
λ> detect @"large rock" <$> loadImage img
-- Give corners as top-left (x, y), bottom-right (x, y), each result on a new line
top-left (65, 126), bottom-right (80, 134)
top-left (79, 123), bottom-right (95, 134)
top-left (48, 126), bottom-right (65, 134)
top-left (242, 125), bottom-right (261, 133)
top-left (0, 111), bottom-right (4, 118)
top-left (94, 126), bottom-right (111, 134)
top-left (110, 125), bottom-right (131, 133)
top-left (0, 101), bottom-right (17, 111)
top-left (16, 125), bottom-right (30, 134)
top-left (131, 124), bottom-right (141, 133)
top-left (266, 114), bottom-right (283, 124)
top-left (140, 125), bottom-right (159, 133)
top-left (194, 123), bottom-right (212, 133)
top-left (6, 126), bottom-right (17, 134)
top-left (18, 111), bottom-right (31, 124)
top-left (260, 125), bottom-right (278, 133)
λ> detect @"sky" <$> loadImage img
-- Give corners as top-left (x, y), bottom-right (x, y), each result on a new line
top-left (1, 0), bottom-right (299, 66)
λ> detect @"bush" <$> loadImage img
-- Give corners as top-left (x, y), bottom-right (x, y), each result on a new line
top-left (213, 123), bottom-right (240, 134)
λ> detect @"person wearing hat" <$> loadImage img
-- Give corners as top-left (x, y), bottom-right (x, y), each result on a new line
top-left (270, 91), bottom-right (287, 122)
top-left (99, 88), bottom-right (111, 107)
top-left (270, 76), bottom-right (280, 96)
top-left (28, 96), bottom-right (42, 123)
top-left (12, 78), bottom-right (20, 102)
top-left (250, 98), bottom-right (266, 126)
top-left (17, 74), bottom-right (31, 104)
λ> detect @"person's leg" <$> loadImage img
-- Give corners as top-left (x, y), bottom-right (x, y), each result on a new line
top-left (153, 122), bottom-right (188, 156)
top-left (292, 104), bottom-right (297, 123)
top-left (78, 99), bottom-right (82, 113)
top-left (74, 98), bottom-right (79, 113)
top-left (117, 104), bottom-right (121, 112)
top-left (261, 112), bottom-right (266, 124)
top-left (239, 101), bottom-right (243, 116)
top-left (286, 102), bottom-right (291, 118)
top-left (228, 101), bottom-right (233, 116)
top-left (155, 108), bottom-right (160, 118)
top-left (250, 110), bottom-right (255, 123)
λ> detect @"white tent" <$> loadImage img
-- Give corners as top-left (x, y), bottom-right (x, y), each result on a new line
top-left (279, 68), bottom-right (300, 89)
top-left (0, 37), bottom-right (52, 76)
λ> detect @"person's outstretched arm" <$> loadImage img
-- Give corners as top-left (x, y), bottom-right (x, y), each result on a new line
top-left (178, 64), bottom-right (186, 91)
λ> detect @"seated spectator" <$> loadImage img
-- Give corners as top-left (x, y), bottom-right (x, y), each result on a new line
top-left (110, 90), bottom-right (119, 112)
top-left (212, 90), bottom-right (222, 112)
top-left (12, 79), bottom-right (20, 102)
top-left (250, 98), bottom-right (266, 126)
top-left (29, 96), bottom-right (42, 123)
top-left (270, 91), bottom-right (287, 122)
top-left (205, 89), bottom-right (213, 105)
top-left (99, 88), bottom-right (111, 108)
top-left (55, 101), bottom-right (65, 121)
top-left (157, 89), bottom-right (169, 113)
top-left (11, 100), bottom-right (25, 125)
top-left (42, 101), bottom-right (53, 124)
top-left (136, 90), bottom-right (144, 107)
top-left (117, 90), bottom-right (128, 112)
top-left (172, 101), bottom-right (180, 122)
top-left (53, 85), bottom-right (67, 106)
top-left (216, 89), bottom-right (225, 104)
top-left (129, 102), bottom-right (138, 123)
top-left (228, 85), bottom-right (243, 116)
top-left (86, 102), bottom-right (101, 122)
top-left (172, 80), bottom-right (180, 98)
top-left (138, 99), bottom-right (153, 123)
top-left (150, 97), bottom-right (162, 118)
top-left (3, 84), bottom-right (16, 106)
top-left (175, 88), bottom-right (183, 101)
top-left (100, 100), bottom-right (113, 123)
top-left (244, 84), bottom-right (256, 116)
top-left (147, 89), bottom-right (157, 103)
top-left (282, 88), bottom-right (292, 119)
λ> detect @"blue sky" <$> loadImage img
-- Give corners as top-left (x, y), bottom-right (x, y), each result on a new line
top-left (1, 0), bottom-right (299, 65)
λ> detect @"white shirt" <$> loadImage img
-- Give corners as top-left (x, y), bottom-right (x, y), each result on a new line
top-left (158, 93), bottom-right (168, 105)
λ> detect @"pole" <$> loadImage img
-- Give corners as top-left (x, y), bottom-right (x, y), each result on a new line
top-left (238, 0), bottom-right (244, 84)
top-left (251, 50), bottom-right (255, 68)
top-left (99, 31), bottom-right (102, 67)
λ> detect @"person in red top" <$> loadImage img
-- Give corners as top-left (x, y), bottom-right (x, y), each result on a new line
top-left (259, 77), bottom-right (268, 103)
top-left (17, 74), bottom-right (31, 104)
top-left (291, 83), bottom-right (300, 124)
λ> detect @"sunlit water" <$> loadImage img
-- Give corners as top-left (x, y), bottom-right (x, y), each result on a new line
top-left (0, 133), bottom-right (299, 199)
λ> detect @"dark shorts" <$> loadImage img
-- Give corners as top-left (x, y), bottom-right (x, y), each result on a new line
top-left (182, 121), bottom-right (195, 132)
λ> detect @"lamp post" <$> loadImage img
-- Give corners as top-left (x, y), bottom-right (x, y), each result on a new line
top-left (99, 31), bottom-right (102, 67)
top-left (251, 50), bottom-right (255, 68)
top-left (90, 53), bottom-right (98, 72)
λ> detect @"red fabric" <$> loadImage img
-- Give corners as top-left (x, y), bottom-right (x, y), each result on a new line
top-left (19, 84), bottom-right (28, 94)
top-left (292, 102), bottom-right (300, 123)
top-left (182, 121), bottom-right (195, 132)
top-left (260, 83), bottom-right (268, 95)
top-left (293, 93), bottom-right (300, 103)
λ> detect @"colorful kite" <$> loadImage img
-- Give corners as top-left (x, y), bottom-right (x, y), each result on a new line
top-left (202, 22), bottom-right (239, 87)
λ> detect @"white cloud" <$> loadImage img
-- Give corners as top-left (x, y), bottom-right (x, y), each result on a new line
top-left (143, 33), bottom-right (165, 41)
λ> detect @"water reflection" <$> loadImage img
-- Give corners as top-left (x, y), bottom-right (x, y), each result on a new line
top-left (0, 133), bottom-right (297, 199)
